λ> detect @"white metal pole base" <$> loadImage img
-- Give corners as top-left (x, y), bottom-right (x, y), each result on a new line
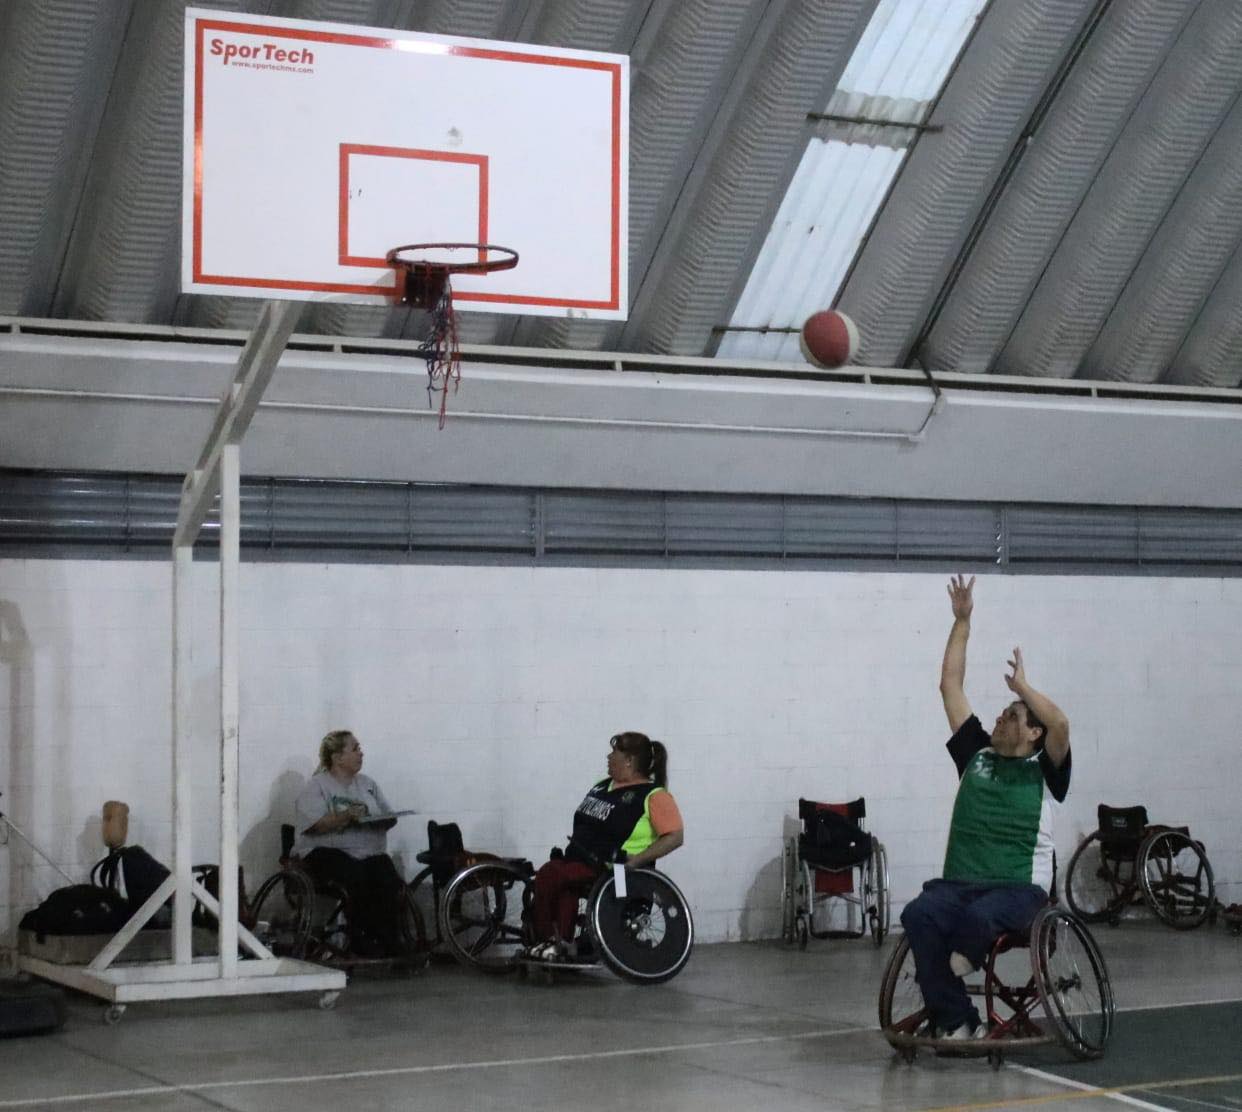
top-left (17, 953), bottom-right (346, 1006)
top-left (16, 301), bottom-right (345, 1013)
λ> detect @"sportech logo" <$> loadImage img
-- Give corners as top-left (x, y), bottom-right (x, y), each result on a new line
top-left (208, 37), bottom-right (316, 73)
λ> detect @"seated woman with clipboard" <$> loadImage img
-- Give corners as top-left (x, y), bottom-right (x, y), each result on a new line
top-left (293, 729), bottom-right (414, 956)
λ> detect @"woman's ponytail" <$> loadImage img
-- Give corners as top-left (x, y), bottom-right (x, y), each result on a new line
top-left (649, 739), bottom-right (668, 789)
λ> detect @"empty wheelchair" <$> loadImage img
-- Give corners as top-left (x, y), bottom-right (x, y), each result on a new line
top-left (1065, 804), bottom-right (1215, 930)
top-left (246, 824), bottom-right (426, 969)
top-left (437, 842), bottom-right (694, 985)
top-left (782, 797), bottom-right (889, 948)
top-left (879, 901), bottom-right (1114, 1068)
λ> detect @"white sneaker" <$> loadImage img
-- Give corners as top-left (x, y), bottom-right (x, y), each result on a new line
top-left (939, 1021), bottom-right (985, 1040)
top-left (949, 951), bottom-right (975, 977)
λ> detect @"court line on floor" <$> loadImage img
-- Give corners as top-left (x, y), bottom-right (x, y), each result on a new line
top-left (0, 1024), bottom-right (874, 1109)
top-left (1013, 1065), bottom-right (1171, 1112)
top-left (923, 1071), bottom-right (1242, 1111)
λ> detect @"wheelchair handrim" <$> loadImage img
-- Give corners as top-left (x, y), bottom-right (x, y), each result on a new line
top-left (590, 870), bottom-right (693, 983)
top-left (1033, 908), bottom-right (1114, 1059)
top-left (438, 861), bottom-right (530, 972)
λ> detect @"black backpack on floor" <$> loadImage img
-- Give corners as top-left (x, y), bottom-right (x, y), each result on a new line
top-left (18, 884), bottom-right (131, 941)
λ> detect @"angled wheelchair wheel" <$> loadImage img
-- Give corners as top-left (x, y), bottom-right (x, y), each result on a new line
top-left (1065, 833), bottom-right (1130, 924)
top-left (1032, 907), bottom-right (1114, 1060)
top-left (589, 869), bottom-right (693, 985)
top-left (867, 842), bottom-right (890, 947)
top-left (395, 885), bottom-right (430, 966)
top-left (780, 836), bottom-right (798, 944)
top-left (248, 869), bottom-right (314, 959)
top-left (438, 860), bottom-right (531, 973)
top-left (1139, 830), bottom-right (1215, 930)
top-left (878, 934), bottom-right (929, 1040)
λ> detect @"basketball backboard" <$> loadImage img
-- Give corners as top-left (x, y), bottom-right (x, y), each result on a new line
top-left (182, 9), bottom-right (628, 318)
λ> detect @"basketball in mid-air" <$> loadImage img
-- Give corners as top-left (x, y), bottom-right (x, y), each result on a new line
top-left (800, 309), bottom-right (860, 368)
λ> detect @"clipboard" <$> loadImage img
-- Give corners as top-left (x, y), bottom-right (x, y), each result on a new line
top-left (354, 809), bottom-right (417, 826)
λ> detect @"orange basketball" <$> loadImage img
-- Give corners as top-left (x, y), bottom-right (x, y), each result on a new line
top-left (800, 310), bottom-right (859, 368)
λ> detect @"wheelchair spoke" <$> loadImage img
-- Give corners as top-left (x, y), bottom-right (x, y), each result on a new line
top-left (1034, 909), bottom-right (1114, 1060)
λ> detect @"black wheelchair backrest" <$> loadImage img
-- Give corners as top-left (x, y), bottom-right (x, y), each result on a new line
top-left (799, 796), bottom-right (866, 827)
top-left (1097, 804), bottom-right (1148, 849)
top-left (427, 820), bottom-right (465, 856)
top-left (798, 798), bottom-right (871, 868)
top-left (280, 823), bottom-right (295, 859)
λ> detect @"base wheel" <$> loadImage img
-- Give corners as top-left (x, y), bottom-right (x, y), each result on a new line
top-left (102, 1004), bottom-right (126, 1026)
top-left (317, 990), bottom-right (340, 1010)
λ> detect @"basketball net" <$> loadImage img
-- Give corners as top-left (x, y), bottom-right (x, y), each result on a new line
top-left (419, 273), bottom-right (460, 429)
top-left (386, 244), bottom-right (519, 429)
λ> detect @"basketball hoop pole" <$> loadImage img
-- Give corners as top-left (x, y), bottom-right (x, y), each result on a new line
top-left (18, 300), bottom-right (346, 1009)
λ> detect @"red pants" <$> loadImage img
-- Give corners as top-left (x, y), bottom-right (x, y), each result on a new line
top-left (531, 858), bottom-right (597, 942)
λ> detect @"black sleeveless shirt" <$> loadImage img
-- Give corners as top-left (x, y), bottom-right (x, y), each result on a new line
top-left (568, 778), bottom-right (659, 864)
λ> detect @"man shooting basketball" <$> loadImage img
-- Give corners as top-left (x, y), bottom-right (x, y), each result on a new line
top-left (900, 574), bottom-right (1071, 1040)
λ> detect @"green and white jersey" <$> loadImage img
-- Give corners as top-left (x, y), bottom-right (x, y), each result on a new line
top-left (942, 716), bottom-right (1071, 889)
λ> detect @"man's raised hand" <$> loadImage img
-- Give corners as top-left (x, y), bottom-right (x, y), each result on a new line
top-left (947, 574), bottom-right (975, 621)
top-left (1005, 646), bottom-right (1027, 693)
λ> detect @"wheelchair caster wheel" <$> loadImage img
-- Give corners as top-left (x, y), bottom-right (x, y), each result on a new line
top-left (102, 1004), bottom-right (126, 1026)
top-left (988, 1051), bottom-right (1003, 1071)
top-left (317, 991), bottom-right (340, 1010)
top-left (796, 917), bottom-right (809, 951)
top-left (899, 1047), bottom-right (916, 1065)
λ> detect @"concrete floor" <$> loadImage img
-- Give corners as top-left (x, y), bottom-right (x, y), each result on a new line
top-left (1, 920), bottom-right (1239, 1111)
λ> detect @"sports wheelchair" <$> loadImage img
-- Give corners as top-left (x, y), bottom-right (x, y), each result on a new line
top-left (1065, 804), bottom-right (1216, 930)
top-left (879, 895), bottom-right (1114, 1069)
top-left (436, 839), bottom-right (694, 985)
top-left (246, 824), bottom-right (427, 970)
top-left (782, 797), bottom-right (889, 948)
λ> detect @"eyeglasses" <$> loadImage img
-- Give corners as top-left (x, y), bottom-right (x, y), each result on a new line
top-left (609, 736), bottom-right (622, 751)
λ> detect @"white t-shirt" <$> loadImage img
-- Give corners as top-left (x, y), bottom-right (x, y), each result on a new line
top-left (293, 771), bottom-right (394, 859)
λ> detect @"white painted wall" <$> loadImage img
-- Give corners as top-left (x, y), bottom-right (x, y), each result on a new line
top-left (1, 557), bottom-right (1237, 945)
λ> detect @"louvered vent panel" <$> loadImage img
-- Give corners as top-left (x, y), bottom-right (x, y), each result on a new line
top-left (1, 472), bottom-right (1240, 572)
top-left (1139, 510), bottom-right (1242, 564)
top-left (665, 496), bottom-right (784, 554)
top-left (895, 503), bottom-right (999, 559)
top-left (270, 482), bottom-right (409, 549)
top-left (544, 493), bottom-right (666, 553)
top-left (1008, 507), bottom-right (1139, 563)
top-left (409, 486), bottom-right (535, 551)
top-left (784, 500), bottom-right (897, 557)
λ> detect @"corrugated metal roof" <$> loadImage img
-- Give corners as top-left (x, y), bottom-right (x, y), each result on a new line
top-left (0, 0), bottom-right (1238, 407)
top-left (717, 0), bottom-right (987, 364)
